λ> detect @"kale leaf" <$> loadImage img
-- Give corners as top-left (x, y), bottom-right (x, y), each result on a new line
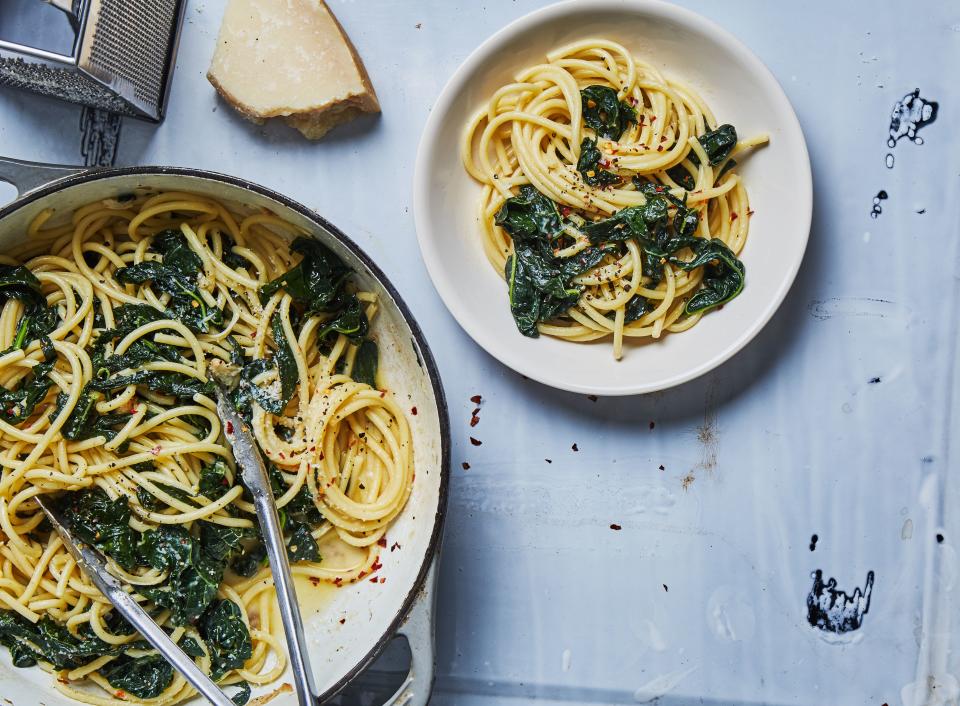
top-left (576, 137), bottom-right (620, 187)
top-left (270, 313), bottom-right (298, 410)
top-left (199, 600), bottom-right (252, 680)
top-left (0, 356), bottom-right (55, 424)
top-left (697, 124), bottom-right (738, 166)
top-left (351, 339), bottom-right (378, 388)
top-left (199, 459), bottom-right (231, 501)
top-left (64, 488), bottom-right (138, 571)
top-left (0, 265), bottom-right (58, 352)
top-left (505, 245), bottom-right (581, 337)
top-left (114, 230), bottom-right (223, 334)
top-left (494, 185), bottom-right (563, 242)
top-left (259, 237), bottom-right (351, 315)
top-left (100, 654), bottom-right (174, 699)
top-left (670, 238), bottom-right (745, 314)
top-left (581, 85), bottom-right (637, 140)
top-left (316, 295), bottom-right (368, 343)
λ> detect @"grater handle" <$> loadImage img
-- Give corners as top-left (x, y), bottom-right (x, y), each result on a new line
top-left (0, 157), bottom-right (86, 197)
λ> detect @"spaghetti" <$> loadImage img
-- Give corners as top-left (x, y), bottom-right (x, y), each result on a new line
top-left (0, 190), bottom-right (413, 705)
top-left (462, 38), bottom-right (768, 358)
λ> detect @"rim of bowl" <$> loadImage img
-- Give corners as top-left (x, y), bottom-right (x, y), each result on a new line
top-left (413, 0), bottom-right (812, 396)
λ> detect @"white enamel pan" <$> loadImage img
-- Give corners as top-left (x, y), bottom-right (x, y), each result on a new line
top-left (0, 156), bottom-right (450, 706)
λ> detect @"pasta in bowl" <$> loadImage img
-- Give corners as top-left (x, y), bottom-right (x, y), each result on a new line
top-left (415, 0), bottom-right (811, 394)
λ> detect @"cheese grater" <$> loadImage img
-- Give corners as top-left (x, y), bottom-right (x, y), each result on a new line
top-left (0, 0), bottom-right (187, 121)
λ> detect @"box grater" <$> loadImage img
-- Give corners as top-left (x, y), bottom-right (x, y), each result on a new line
top-left (0, 0), bottom-right (187, 121)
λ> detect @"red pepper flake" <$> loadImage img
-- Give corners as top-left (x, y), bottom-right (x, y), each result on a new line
top-left (469, 437), bottom-right (482, 446)
top-left (116, 691), bottom-right (126, 699)
top-left (649, 421), bottom-right (656, 430)
top-left (339, 617), bottom-right (346, 624)
top-left (469, 415), bottom-right (479, 427)
top-left (411, 406), bottom-right (418, 415)
top-left (560, 206), bottom-right (572, 217)
top-left (309, 446), bottom-right (316, 452)
top-left (649, 116), bottom-right (657, 122)
top-left (656, 145), bottom-right (663, 152)
top-left (357, 571), bottom-right (366, 580)
top-left (730, 212), bottom-right (739, 221)
top-left (747, 208), bottom-right (755, 216)
top-left (279, 451), bottom-right (285, 459)
top-left (225, 421), bottom-right (233, 434)
top-left (371, 560), bottom-right (383, 571)
top-left (334, 577), bottom-right (343, 586)
top-left (571, 443), bottom-right (579, 452)
top-left (377, 537), bottom-right (388, 548)
top-left (461, 462), bottom-right (470, 470)
top-left (610, 523), bottom-right (622, 531)
top-left (309, 577), bottom-right (320, 586)
top-left (380, 390), bottom-right (386, 398)
top-left (129, 404), bottom-right (137, 414)
top-left (318, 452), bottom-right (324, 460)
top-left (370, 577), bottom-right (378, 583)
top-left (391, 542), bottom-right (401, 552)
top-left (470, 394), bottom-right (482, 404)
top-left (587, 395), bottom-right (598, 402)
top-left (379, 577), bottom-right (386, 584)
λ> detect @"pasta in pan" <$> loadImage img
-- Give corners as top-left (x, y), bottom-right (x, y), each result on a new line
top-left (0, 191), bottom-right (412, 705)
top-left (462, 38), bottom-right (768, 358)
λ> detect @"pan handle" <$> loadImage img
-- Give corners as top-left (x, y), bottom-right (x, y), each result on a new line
top-left (382, 559), bottom-right (437, 706)
top-left (0, 156), bottom-right (86, 197)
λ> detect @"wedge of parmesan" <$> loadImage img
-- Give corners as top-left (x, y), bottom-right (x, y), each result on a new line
top-left (207, 0), bottom-right (380, 140)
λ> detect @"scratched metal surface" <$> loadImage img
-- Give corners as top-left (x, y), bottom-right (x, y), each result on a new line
top-left (1, 1), bottom-right (959, 705)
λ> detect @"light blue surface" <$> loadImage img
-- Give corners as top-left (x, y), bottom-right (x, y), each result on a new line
top-left (2, 1), bottom-right (960, 704)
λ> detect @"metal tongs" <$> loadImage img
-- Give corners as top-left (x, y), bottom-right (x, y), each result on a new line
top-left (35, 377), bottom-right (319, 706)
top-left (35, 496), bottom-right (236, 706)
top-left (210, 377), bottom-right (319, 706)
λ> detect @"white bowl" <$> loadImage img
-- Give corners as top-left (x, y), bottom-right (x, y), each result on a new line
top-left (414, 0), bottom-right (812, 396)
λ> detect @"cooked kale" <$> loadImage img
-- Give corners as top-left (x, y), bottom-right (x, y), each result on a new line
top-left (670, 238), bottom-right (745, 314)
top-left (494, 185), bottom-right (563, 242)
top-left (199, 459), bottom-right (232, 500)
top-left (495, 186), bottom-right (615, 337)
top-left (259, 237), bottom-right (351, 314)
top-left (114, 230), bottom-right (223, 334)
top-left (200, 600), bottom-right (252, 680)
top-left (270, 313), bottom-right (298, 411)
top-left (0, 265), bottom-right (58, 353)
top-left (64, 488), bottom-right (138, 571)
top-left (0, 356), bottom-right (55, 424)
top-left (576, 137), bottom-right (621, 187)
top-left (351, 339), bottom-right (378, 388)
top-left (100, 654), bottom-right (174, 699)
top-left (580, 85), bottom-right (637, 140)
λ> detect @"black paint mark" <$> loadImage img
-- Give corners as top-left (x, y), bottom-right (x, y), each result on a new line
top-left (806, 570), bottom-right (874, 633)
top-left (809, 534), bottom-right (819, 551)
top-left (916, 208), bottom-right (926, 215)
top-left (79, 107), bottom-right (122, 167)
top-left (868, 376), bottom-right (881, 384)
top-left (888, 89), bottom-right (939, 148)
top-left (870, 190), bottom-right (888, 219)
top-left (877, 89), bottom-right (938, 209)
top-left (937, 533), bottom-right (944, 544)
top-left (870, 190), bottom-right (888, 216)
top-left (922, 455), bottom-right (934, 464)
